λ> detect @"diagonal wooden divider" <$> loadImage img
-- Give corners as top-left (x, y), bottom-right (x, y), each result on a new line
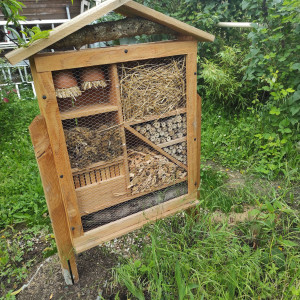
top-left (124, 124), bottom-right (188, 171)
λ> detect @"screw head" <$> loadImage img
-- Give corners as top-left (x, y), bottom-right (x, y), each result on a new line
top-left (71, 227), bottom-right (75, 231)
top-left (42, 95), bottom-right (47, 99)
top-left (124, 49), bottom-right (128, 53)
top-left (60, 175), bottom-right (63, 178)
top-left (194, 138), bottom-right (197, 141)
top-left (194, 72), bottom-right (197, 75)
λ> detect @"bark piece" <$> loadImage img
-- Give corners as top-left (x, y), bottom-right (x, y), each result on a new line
top-left (51, 17), bottom-right (176, 50)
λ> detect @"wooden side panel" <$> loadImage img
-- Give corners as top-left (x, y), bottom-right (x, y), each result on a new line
top-left (29, 115), bottom-right (78, 283)
top-left (74, 193), bottom-right (198, 253)
top-left (30, 58), bottom-right (83, 238)
top-left (33, 40), bottom-right (196, 72)
top-left (185, 43), bottom-right (199, 194)
top-left (76, 176), bottom-right (127, 215)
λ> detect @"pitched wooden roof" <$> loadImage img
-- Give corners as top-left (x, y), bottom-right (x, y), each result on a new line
top-left (5, 0), bottom-right (215, 65)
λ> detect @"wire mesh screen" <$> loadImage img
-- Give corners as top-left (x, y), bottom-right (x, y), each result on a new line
top-left (52, 55), bottom-right (188, 232)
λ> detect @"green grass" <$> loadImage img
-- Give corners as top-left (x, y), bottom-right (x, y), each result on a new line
top-left (200, 102), bottom-right (300, 181)
top-left (0, 92), bottom-right (48, 228)
top-left (114, 184), bottom-right (300, 299)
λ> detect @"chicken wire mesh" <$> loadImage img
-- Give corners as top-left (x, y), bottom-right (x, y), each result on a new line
top-left (52, 55), bottom-right (188, 232)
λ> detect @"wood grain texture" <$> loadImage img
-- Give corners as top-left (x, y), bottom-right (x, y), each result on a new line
top-left (196, 94), bottom-right (202, 198)
top-left (126, 107), bottom-right (187, 126)
top-left (76, 176), bottom-right (127, 215)
top-left (124, 124), bottom-right (188, 171)
top-left (158, 136), bottom-right (186, 148)
top-left (116, 1), bottom-right (215, 42)
top-left (109, 64), bottom-right (132, 195)
top-left (60, 103), bottom-right (118, 120)
top-left (74, 193), bottom-right (198, 253)
top-left (185, 43), bottom-right (199, 195)
top-left (5, 0), bottom-right (131, 65)
top-left (33, 40), bottom-right (196, 72)
top-left (78, 177), bottom-right (187, 216)
top-left (30, 58), bottom-right (83, 237)
top-left (29, 115), bottom-right (79, 283)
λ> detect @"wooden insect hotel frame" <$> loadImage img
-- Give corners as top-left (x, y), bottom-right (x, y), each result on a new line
top-left (6, 0), bottom-right (214, 283)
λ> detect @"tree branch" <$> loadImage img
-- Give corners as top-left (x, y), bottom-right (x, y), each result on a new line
top-left (50, 17), bottom-right (176, 50)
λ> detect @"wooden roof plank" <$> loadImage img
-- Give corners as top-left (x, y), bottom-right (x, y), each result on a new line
top-left (5, 0), bottom-right (130, 65)
top-left (115, 1), bottom-right (215, 42)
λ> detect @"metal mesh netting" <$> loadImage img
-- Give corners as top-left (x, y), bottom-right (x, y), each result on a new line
top-left (53, 55), bottom-right (188, 232)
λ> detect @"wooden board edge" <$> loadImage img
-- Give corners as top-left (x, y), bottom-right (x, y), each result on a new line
top-left (33, 40), bottom-right (196, 72)
top-left (74, 193), bottom-right (198, 253)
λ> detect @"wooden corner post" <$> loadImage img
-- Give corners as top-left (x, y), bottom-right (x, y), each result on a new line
top-left (186, 40), bottom-right (200, 196)
top-left (29, 115), bottom-right (79, 284)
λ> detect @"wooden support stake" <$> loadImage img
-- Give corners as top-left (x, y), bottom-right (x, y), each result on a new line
top-left (186, 43), bottom-right (199, 195)
top-left (29, 115), bottom-right (79, 284)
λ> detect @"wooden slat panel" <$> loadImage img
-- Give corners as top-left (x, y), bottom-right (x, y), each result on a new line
top-left (74, 193), bottom-right (198, 253)
top-left (185, 43), bottom-right (199, 195)
top-left (76, 175), bottom-right (127, 215)
top-left (29, 115), bottom-right (79, 283)
top-left (30, 58), bottom-right (83, 237)
top-left (60, 103), bottom-right (118, 120)
top-left (115, 1), bottom-right (215, 42)
top-left (33, 40), bottom-right (196, 72)
top-left (5, 0), bottom-right (131, 65)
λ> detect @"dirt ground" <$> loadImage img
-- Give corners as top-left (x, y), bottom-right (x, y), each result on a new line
top-left (18, 247), bottom-right (125, 300)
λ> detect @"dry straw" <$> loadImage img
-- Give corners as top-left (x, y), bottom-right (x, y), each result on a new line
top-left (119, 56), bottom-right (186, 122)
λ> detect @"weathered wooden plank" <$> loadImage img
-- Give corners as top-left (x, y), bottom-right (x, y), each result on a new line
top-left (60, 103), bottom-right (118, 120)
top-left (30, 58), bottom-right (83, 238)
top-left (78, 177), bottom-right (187, 216)
top-left (185, 43), bottom-right (199, 194)
top-left (74, 193), bottom-right (198, 253)
top-left (33, 40), bottom-right (196, 72)
top-left (109, 63), bottom-right (131, 195)
top-left (29, 115), bottom-right (78, 284)
top-left (76, 175), bottom-right (127, 215)
top-left (158, 136), bottom-right (186, 148)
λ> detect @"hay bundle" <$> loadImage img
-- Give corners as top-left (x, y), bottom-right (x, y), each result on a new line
top-left (64, 124), bottom-right (122, 169)
top-left (119, 56), bottom-right (186, 121)
top-left (128, 145), bottom-right (187, 195)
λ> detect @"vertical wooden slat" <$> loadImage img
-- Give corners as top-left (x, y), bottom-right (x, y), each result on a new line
top-left (109, 64), bottom-right (131, 193)
top-left (30, 58), bottom-right (83, 238)
top-left (185, 41), bottom-right (199, 195)
top-left (29, 115), bottom-right (79, 283)
top-left (196, 94), bottom-right (202, 198)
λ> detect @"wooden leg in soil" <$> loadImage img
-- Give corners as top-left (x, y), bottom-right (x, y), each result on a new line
top-left (29, 115), bottom-right (79, 284)
top-left (186, 94), bottom-right (202, 219)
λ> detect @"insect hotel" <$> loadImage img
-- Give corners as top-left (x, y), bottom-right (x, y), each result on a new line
top-left (6, 0), bottom-right (214, 283)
